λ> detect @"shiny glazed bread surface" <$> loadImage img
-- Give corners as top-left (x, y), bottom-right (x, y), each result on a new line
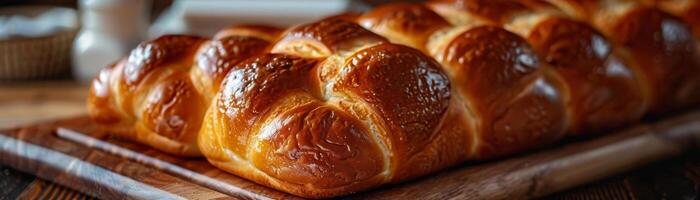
top-left (88, 26), bottom-right (281, 156)
top-left (88, 0), bottom-right (700, 198)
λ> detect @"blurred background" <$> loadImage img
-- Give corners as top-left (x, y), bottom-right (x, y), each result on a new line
top-left (0, 0), bottom-right (416, 129)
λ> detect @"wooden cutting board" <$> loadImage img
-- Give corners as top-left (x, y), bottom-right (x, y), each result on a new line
top-left (1, 111), bottom-right (699, 200)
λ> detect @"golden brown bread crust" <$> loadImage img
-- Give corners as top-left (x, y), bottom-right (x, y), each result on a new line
top-left (338, 43), bottom-right (452, 174)
top-left (438, 26), bottom-right (567, 157)
top-left (88, 1), bottom-right (700, 198)
top-left (88, 26), bottom-right (282, 156)
top-left (358, 3), bottom-right (567, 158)
top-left (254, 103), bottom-right (384, 188)
top-left (271, 18), bottom-right (388, 57)
top-left (199, 19), bottom-right (455, 197)
top-left (111, 35), bottom-right (208, 157)
top-left (611, 7), bottom-right (700, 113)
top-left (140, 72), bottom-right (206, 140)
top-left (357, 3), bottom-right (451, 52)
top-left (441, 0), bottom-right (648, 133)
top-left (426, 0), bottom-right (700, 132)
top-left (88, 63), bottom-right (122, 124)
top-left (527, 17), bottom-right (646, 133)
top-left (646, 0), bottom-right (700, 71)
top-left (429, 0), bottom-right (531, 24)
top-left (120, 36), bottom-right (206, 91)
top-left (211, 54), bottom-right (320, 157)
top-left (545, 0), bottom-right (700, 113)
top-left (194, 36), bottom-right (270, 93)
top-left (682, 2), bottom-right (700, 35)
top-left (204, 53), bottom-right (387, 196)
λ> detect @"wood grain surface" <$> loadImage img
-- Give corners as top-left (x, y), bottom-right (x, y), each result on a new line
top-left (8, 177), bottom-right (96, 200)
top-left (0, 110), bottom-right (698, 199)
top-left (0, 81), bottom-right (87, 129)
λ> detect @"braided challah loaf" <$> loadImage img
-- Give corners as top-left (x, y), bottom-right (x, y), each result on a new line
top-left (88, 0), bottom-right (700, 198)
top-left (357, 3), bottom-right (570, 159)
top-left (418, 0), bottom-right (649, 134)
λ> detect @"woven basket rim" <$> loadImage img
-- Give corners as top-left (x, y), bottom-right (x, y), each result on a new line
top-left (0, 29), bottom-right (79, 43)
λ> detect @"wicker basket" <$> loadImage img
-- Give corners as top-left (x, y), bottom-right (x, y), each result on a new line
top-left (0, 29), bottom-right (78, 81)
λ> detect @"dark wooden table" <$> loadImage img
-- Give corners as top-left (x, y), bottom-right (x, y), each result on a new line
top-left (0, 81), bottom-right (698, 200)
